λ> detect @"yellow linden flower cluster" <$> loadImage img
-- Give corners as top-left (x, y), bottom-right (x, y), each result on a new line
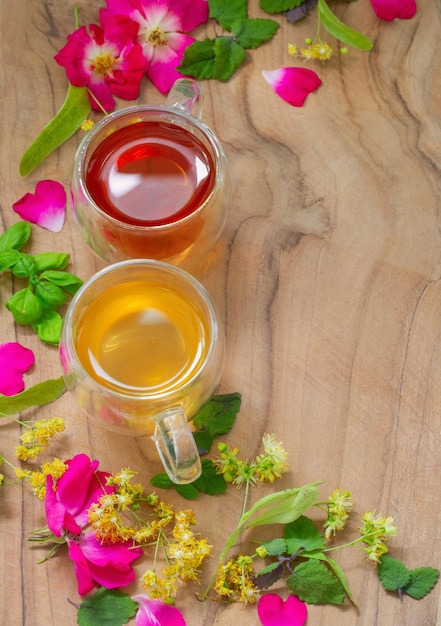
top-left (360, 511), bottom-right (397, 564)
top-left (214, 554), bottom-right (258, 604)
top-left (15, 458), bottom-right (67, 499)
top-left (142, 509), bottom-right (212, 601)
top-left (323, 488), bottom-right (354, 539)
top-left (15, 417), bottom-right (65, 462)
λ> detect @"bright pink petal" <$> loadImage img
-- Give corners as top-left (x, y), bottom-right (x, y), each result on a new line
top-left (258, 594), bottom-right (307, 626)
top-left (369, 0), bottom-right (416, 20)
top-left (133, 594), bottom-right (186, 626)
top-left (12, 180), bottom-right (66, 232)
top-left (0, 342), bottom-right (34, 396)
top-left (147, 33), bottom-right (194, 93)
top-left (262, 67), bottom-right (321, 107)
top-left (67, 533), bottom-right (143, 595)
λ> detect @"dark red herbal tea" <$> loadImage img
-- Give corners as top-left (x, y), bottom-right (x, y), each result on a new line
top-left (85, 120), bottom-right (215, 227)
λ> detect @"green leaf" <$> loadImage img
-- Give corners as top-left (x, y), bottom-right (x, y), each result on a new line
top-left (377, 554), bottom-right (411, 592)
top-left (403, 567), bottom-right (440, 599)
top-left (5, 288), bottom-right (42, 324)
top-left (10, 253), bottom-right (37, 279)
top-left (150, 473), bottom-right (174, 489)
top-left (0, 377), bottom-right (66, 416)
top-left (35, 281), bottom-right (68, 310)
top-left (244, 484), bottom-right (320, 528)
top-left (193, 392), bottom-right (242, 438)
top-left (0, 249), bottom-right (22, 271)
top-left (0, 221), bottom-right (31, 251)
top-left (303, 551), bottom-right (355, 604)
top-left (39, 269), bottom-right (83, 295)
top-left (231, 17), bottom-right (280, 49)
top-left (77, 587), bottom-right (137, 626)
top-left (287, 559), bottom-right (346, 604)
top-left (261, 537), bottom-right (288, 556)
top-left (254, 560), bottom-right (285, 589)
top-left (32, 309), bottom-right (63, 345)
top-left (213, 37), bottom-right (247, 81)
top-left (284, 515), bottom-right (326, 553)
top-left (209, 0), bottom-right (248, 30)
top-left (33, 252), bottom-right (70, 272)
top-left (317, 0), bottom-right (373, 50)
top-left (259, 0), bottom-right (301, 13)
top-left (193, 459), bottom-right (227, 495)
top-left (20, 84), bottom-right (91, 177)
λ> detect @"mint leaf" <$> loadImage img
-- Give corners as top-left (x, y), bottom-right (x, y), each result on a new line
top-left (193, 392), bottom-right (242, 438)
top-left (377, 554), bottom-right (411, 592)
top-left (231, 17), bottom-right (279, 49)
top-left (32, 309), bottom-right (63, 345)
top-left (213, 37), bottom-right (247, 81)
top-left (403, 567), bottom-right (440, 599)
top-left (317, 0), bottom-right (373, 50)
top-left (20, 84), bottom-right (91, 176)
top-left (0, 221), bottom-right (31, 251)
top-left (209, 0), bottom-right (248, 29)
top-left (287, 559), bottom-right (346, 604)
top-left (193, 459), bottom-right (227, 495)
top-left (261, 537), bottom-right (288, 556)
top-left (284, 515), bottom-right (326, 553)
top-left (33, 252), bottom-right (70, 272)
top-left (5, 288), bottom-right (42, 324)
top-left (0, 377), bottom-right (66, 416)
top-left (179, 39), bottom-right (218, 79)
top-left (304, 552), bottom-right (355, 605)
top-left (260, 0), bottom-right (301, 13)
top-left (77, 588), bottom-right (137, 626)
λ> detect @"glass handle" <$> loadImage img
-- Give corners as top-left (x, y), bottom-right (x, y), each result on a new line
top-left (152, 407), bottom-right (202, 484)
top-left (165, 78), bottom-right (204, 119)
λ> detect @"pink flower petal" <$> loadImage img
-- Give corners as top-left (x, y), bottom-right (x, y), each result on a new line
top-left (262, 67), bottom-right (321, 107)
top-left (133, 594), bottom-right (186, 626)
top-left (369, 0), bottom-right (416, 20)
top-left (0, 342), bottom-right (34, 396)
top-left (258, 594), bottom-right (307, 626)
top-left (12, 180), bottom-right (66, 232)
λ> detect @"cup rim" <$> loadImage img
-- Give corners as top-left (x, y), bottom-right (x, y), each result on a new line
top-left (73, 104), bottom-right (226, 233)
top-left (61, 259), bottom-right (223, 402)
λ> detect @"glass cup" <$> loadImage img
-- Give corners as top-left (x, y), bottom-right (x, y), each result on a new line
top-left (59, 259), bottom-right (225, 484)
top-left (71, 79), bottom-right (230, 270)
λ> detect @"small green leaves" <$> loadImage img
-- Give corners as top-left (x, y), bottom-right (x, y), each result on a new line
top-left (192, 392), bottom-right (242, 453)
top-left (77, 588), bottom-right (138, 626)
top-left (1, 222), bottom-right (83, 344)
top-left (0, 377), bottom-right (66, 416)
top-left (317, 0), bottom-right (373, 50)
top-left (151, 459), bottom-right (227, 499)
top-left (259, 0), bottom-right (304, 12)
top-left (287, 559), bottom-right (346, 604)
top-left (179, 0), bottom-right (279, 82)
top-left (284, 515), bottom-right (326, 553)
top-left (20, 84), bottom-right (91, 176)
top-left (378, 554), bottom-right (440, 599)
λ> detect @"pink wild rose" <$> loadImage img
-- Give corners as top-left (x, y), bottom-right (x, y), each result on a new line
top-left (0, 342), bottom-right (34, 396)
top-left (101, 0), bottom-right (209, 94)
top-left (45, 453), bottom-right (114, 537)
top-left (67, 532), bottom-right (143, 595)
top-left (133, 594), bottom-right (186, 626)
top-left (54, 15), bottom-right (147, 111)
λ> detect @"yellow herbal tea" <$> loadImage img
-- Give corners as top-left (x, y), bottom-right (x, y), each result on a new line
top-left (74, 279), bottom-right (210, 395)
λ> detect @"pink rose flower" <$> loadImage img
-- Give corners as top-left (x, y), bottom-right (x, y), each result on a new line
top-left (0, 342), bottom-right (34, 396)
top-left (54, 15), bottom-right (147, 111)
top-left (67, 532), bottom-right (143, 595)
top-left (101, 0), bottom-right (209, 94)
top-left (45, 453), bottom-right (114, 537)
top-left (133, 594), bottom-right (186, 626)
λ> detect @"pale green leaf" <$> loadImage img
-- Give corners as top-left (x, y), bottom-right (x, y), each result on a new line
top-left (0, 377), bottom-right (66, 416)
top-left (20, 84), bottom-right (91, 176)
top-left (244, 484), bottom-right (320, 528)
top-left (318, 0), bottom-right (373, 50)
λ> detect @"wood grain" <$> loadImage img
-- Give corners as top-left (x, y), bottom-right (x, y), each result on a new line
top-left (1, 1), bottom-right (440, 624)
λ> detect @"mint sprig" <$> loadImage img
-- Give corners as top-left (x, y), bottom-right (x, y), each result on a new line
top-left (378, 554), bottom-right (440, 600)
top-left (1, 222), bottom-right (83, 344)
top-left (77, 588), bottom-right (137, 626)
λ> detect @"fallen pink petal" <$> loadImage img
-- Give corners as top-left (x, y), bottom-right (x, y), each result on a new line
top-left (12, 180), bottom-right (66, 232)
top-left (133, 594), bottom-right (186, 626)
top-left (0, 342), bottom-right (34, 396)
top-left (257, 594), bottom-right (307, 626)
top-left (369, 0), bottom-right (416, 21)
top-left (262, 67), bottom-right (321, 107)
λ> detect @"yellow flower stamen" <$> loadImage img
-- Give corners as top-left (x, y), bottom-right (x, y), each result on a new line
top-left (147, 26), bottom-right (167, 47)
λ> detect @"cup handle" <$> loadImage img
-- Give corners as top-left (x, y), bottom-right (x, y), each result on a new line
top-left (166, 78), bottom-right (204, 119)
top-left (152, 407), bottom-right (202, 484)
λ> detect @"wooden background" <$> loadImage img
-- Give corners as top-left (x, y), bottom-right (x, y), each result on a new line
top-left (1, 0), bottom-right (440, 624)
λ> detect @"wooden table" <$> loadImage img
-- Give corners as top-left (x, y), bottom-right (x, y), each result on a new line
top-left (1, 1), bottom-right (440, 624)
